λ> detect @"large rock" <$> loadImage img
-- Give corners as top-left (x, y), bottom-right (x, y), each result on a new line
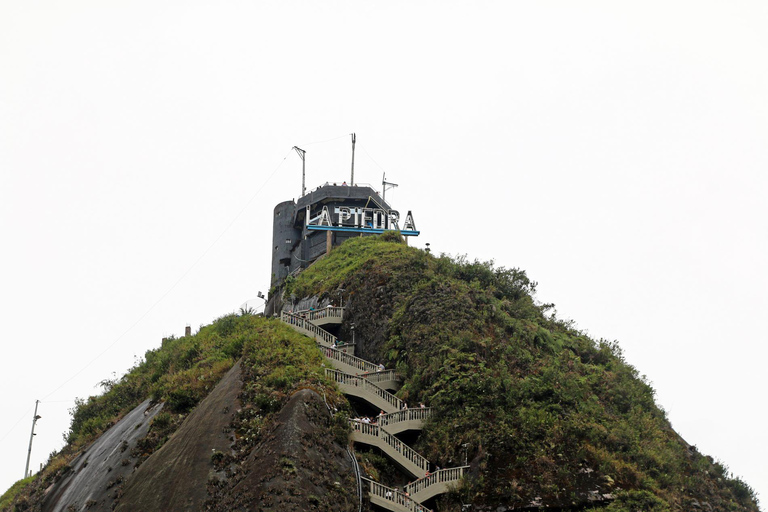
top-left (210, 388), bottom-right (357, 512)
top-left (41, 399), bottom-right (164, 512)
top-left (114, 361), bottom-right (242, 512)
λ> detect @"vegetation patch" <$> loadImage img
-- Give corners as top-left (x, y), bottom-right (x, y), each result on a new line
top-left (287, 234), bottom-right (760, 511)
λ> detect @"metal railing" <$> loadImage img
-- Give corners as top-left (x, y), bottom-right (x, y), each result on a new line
top-left (362, 478), bottom-right (432, 512)
top-left (326, 369), bottom-right (404, 411)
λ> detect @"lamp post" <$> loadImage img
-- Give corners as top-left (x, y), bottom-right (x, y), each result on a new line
top-left (25, 400), bottom-right (41, 478)
top-left (338, 288), bottom-right (345, 308)
top-left (350, 322), bottom-right (356, 344)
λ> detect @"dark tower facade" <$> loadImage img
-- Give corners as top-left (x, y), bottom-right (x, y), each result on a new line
top-left (270, 183), bottom-right (418, 289)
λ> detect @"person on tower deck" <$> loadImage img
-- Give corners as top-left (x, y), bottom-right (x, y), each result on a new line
top-left (342, 181), bottom-right (348, 186)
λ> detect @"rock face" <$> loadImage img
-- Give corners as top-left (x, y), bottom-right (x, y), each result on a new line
top-left (40, 399), bottom-right (164, 512)
top-left (28, 361), bottom-right (357, 512)
top-left (208, 388), bottom-right (357, 512)
top-left (114, 361), bottom-right (243, 512)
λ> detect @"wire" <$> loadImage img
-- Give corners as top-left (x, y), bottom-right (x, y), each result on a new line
top-left (40, 149), bottom-right (293, 402)
top-left (0, 405), bottom-right (33, 444)
top-left (359, 143), bottom-right (387, 174)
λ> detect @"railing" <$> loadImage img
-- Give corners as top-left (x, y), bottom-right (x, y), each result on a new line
top-left (297, 306), bottom-right (344, 322)
top-left (320, 345), bottom-right (380, 374)
top-left (349, 420), bottom-right (429, 476)
top-left (281, 311), bottom-right (337, 346)
top-left (377, 408), bottom-right (432, 429)
top-left (405, 466), bottom-right (469, 497)
top-left (360, 369), bottom-right (402, 386)
top-left (336, 342), bottom-right (356, 354)
top-left (326, 369), bottom-right (403, 411)
top-left (363, 478), bottom-right (431, 512)
top-left (283, 307), bottom-right (466, 506)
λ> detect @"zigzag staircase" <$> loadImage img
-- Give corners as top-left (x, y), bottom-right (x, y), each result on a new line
top-left (281, 308), bottom-right (468, 512)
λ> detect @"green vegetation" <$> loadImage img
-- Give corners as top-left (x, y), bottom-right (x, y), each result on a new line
top-left (3, 233), bottom-right (758, 511)
top-left (287, 234), bottom-right (760, 511)
top-left (0, 477), bottom-right (34, 511)
top-left (4, 313), bottom-right (348, 511)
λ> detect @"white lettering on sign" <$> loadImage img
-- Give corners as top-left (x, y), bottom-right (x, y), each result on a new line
top-left (338, 207), bottom-right (352, 225)
top-left (402, 211), bottom-right (416, 231)
top-left (301, 206), bottom-right (416, 232)
top-left (318, 206), bottom-right (333, 226)
top-left (387, 211), bottom-right (400, 230)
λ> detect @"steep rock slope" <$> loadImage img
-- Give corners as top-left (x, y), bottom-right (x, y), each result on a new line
top-left (114, 361), bottom-right (243, 512)
top-left (209, 389), bottom-right (356, 511)
top-left (40, 399), bottom-right (163, 512)
top-left (2, 316), bottom-right (355, 512)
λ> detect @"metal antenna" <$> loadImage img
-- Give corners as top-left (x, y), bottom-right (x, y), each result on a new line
top-left (25, 400), bottom-right (41, 478)
top-left (382, 172), bottom-right (398, 202)
top-left (350, 133), bottom-right (356, 186)
top-left (293, 146), bottom-right (306, 196)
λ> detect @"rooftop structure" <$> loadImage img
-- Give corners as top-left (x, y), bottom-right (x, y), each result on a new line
top-left (270, 182), bottom-right (418, 288)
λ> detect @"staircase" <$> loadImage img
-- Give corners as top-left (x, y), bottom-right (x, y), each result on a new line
top-left (281, 309), bottom-right (468, 512)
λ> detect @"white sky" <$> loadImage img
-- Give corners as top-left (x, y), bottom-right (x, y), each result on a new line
top-left (1, 1), bottom-right (766, 505)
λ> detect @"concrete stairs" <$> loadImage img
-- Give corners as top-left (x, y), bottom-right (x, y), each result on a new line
top-left (282, 308), bottom-right (468, 512)
top-left (363, 478), bottom-right (431, 512)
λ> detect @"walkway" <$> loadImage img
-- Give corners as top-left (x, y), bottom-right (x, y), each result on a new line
top-left (282, 307), bottom-right (468, 512)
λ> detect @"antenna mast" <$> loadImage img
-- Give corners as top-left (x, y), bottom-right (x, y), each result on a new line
top-left (350, 133), bottom-right (356, 186)
top-left (292, 146), bottom-right (306, 197)
top-left (382, 172), bottom-right (398, 202)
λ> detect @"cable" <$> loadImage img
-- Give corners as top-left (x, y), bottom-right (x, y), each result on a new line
top-left (0, 405), bottom-right (33, 444)
top-left (347, 447), bottom-right (363, 512)
top-left (359, 143), bottom-right (387, 174)
top-left (40, 149), bottom-right (293, 402)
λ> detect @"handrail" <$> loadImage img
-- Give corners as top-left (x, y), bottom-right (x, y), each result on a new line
top-left (326, 369), bottom-right (404, 411)
top-left (348, 447), bottom-right (363, 512)
top-left (294, 306), bottom-right (344, 322)
top-left (319, 345), bottom-right (380, 374)
top-left (405, 466), bottom-right (469, 496)
top-left (377, 408), bottom-right (432, 429)
top-left (349, 420), bottom-right (430, 475)
top-left (281, 311), bottom-right (337, 346)
top-left (360, 369), bottom-right (402, 385)
top-left (363, 478), bottom-right (432, 512)
top-left (283, 310), bottom-right (401, 380)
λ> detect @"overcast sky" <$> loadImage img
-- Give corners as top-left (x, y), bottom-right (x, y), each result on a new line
top-left (1, 1), bottom-right (766, 504)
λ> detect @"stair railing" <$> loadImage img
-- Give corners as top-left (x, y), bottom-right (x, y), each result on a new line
top-left (405, 466), bottom-right (470, 497)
